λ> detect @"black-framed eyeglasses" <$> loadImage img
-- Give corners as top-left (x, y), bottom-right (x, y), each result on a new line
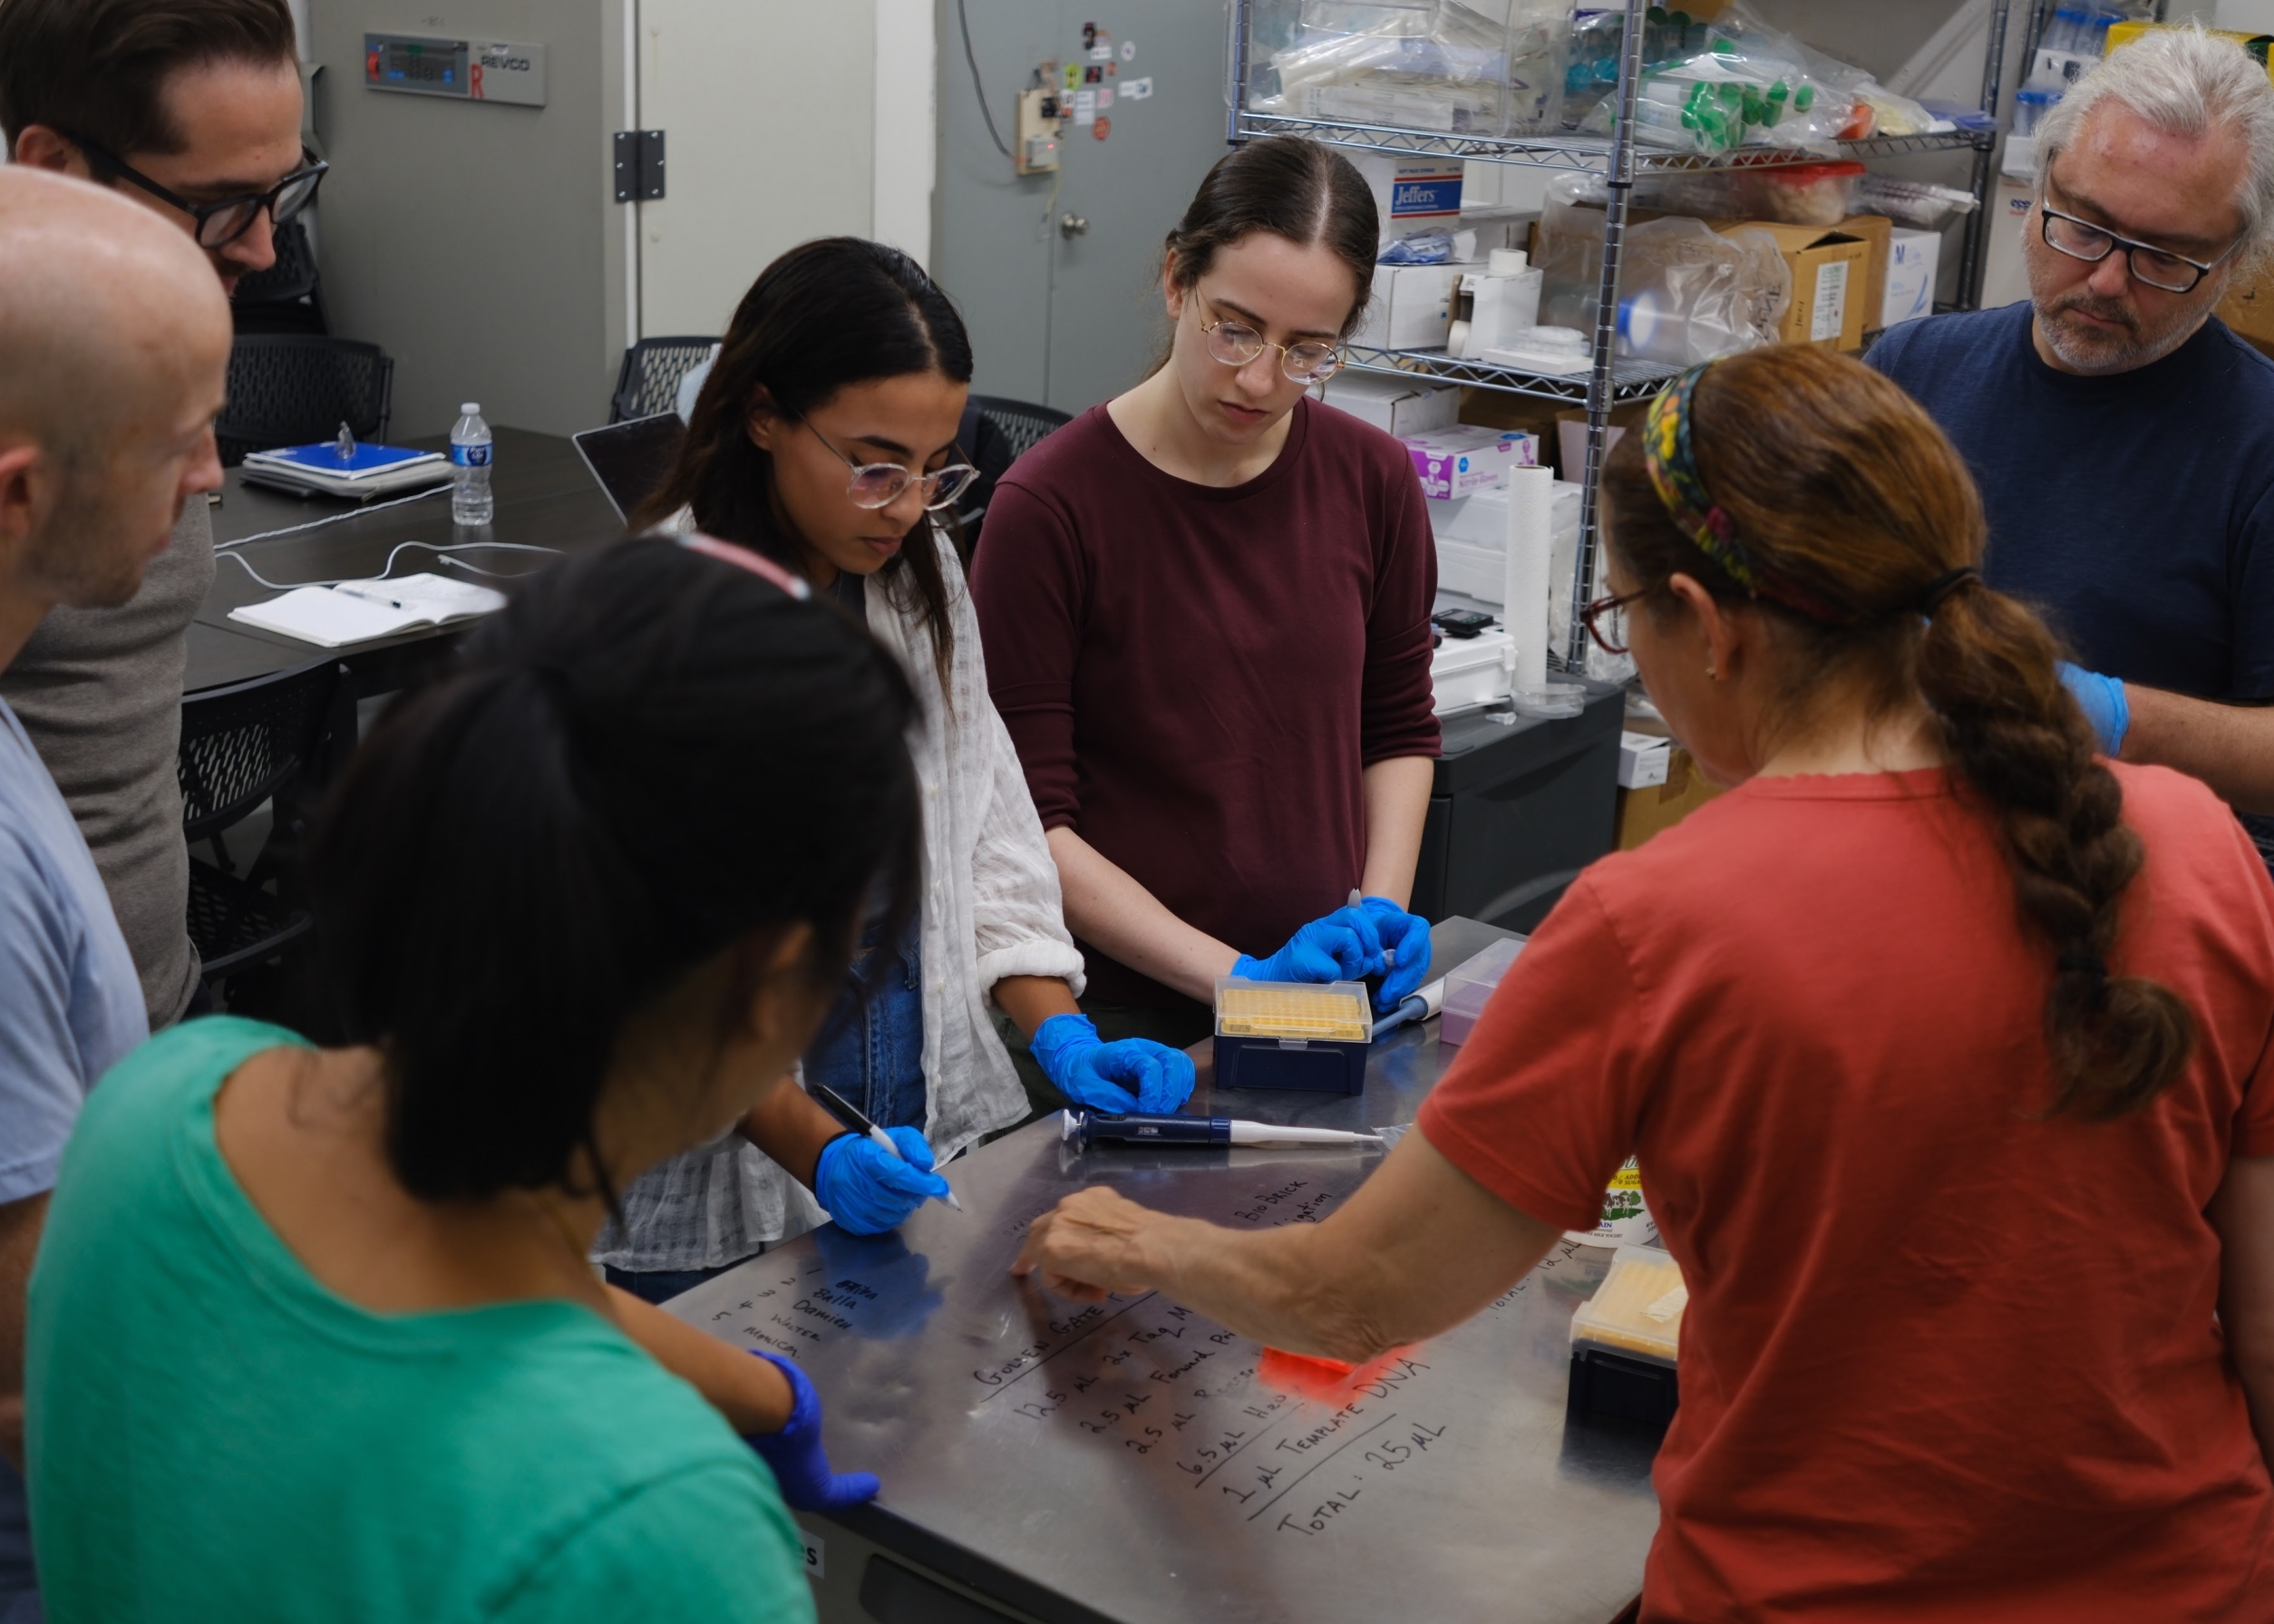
top-left (2038, 204), bottom-right (2240, 295)
top-left (801, 419), bottom-right (978, 511)
top-left (68, 134), bottom-right (327, 251)
top-left (1196, 294), bottom-right (1344, 384)
top-left (1581, 588), bottom-right (1648, 656)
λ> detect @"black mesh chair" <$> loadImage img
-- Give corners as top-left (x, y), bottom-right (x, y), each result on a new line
top-left (179, 657), bottom-right (351, 987)
top-left (229, 219), bottom-right (328, 336)
top-left (972, 395), bottom-right (1073, 461)
top-left (216, 335), bottom-right (393, 467)
top-left (610, 335), bottom-right (721, 423)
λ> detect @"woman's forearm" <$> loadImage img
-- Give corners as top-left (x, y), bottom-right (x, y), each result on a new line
top-left (1046, 826), bottom-right (1241, 1003)
top-left (740, 1075), bottom-right (849, 1189)
top-left (993, 975), bottom-right (1083, 1039)
top-left (605, 1285), bottom-right (794, 1433)
top-left (1359, 755), bottom-right (1436, 908)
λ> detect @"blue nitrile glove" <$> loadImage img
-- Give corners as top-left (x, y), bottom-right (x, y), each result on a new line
top-left (813, 1126), bottom-right (950, 1235)
top-left (1356, 896), bottom-right (1432, 1011)
top-left (2059, 660), bottom-right (2131, 756)
top-left (1232, 906), bottom-right (1386, 986)
top-left (744, 1349), bottom-right (879, 1512)
top-left (1031, 1013), bottom-right (1198, 1114)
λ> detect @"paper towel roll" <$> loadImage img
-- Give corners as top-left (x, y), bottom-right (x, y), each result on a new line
top-left (1503, 466), bottom-right (1554, 694)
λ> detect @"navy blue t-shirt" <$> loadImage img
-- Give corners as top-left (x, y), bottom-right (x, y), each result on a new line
top-left (1870, 300), bottom-right (2274, 702)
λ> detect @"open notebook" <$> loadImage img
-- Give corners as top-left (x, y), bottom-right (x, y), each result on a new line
top-left (228, 572), bottom-right (506, 648)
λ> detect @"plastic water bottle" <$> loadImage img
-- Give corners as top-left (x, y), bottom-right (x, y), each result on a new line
top-left (450, 402), bottom-right (493, 526)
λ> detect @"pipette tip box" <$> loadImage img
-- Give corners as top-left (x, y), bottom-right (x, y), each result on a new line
top-left (1213, 977), bottom-right (1371, 1094)
top-left (1568, 1243), bottom-right (1684, 1428)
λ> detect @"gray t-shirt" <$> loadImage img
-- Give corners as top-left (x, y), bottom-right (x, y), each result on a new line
top-left (0, 694), bottom-right (148, 1619)
top-left (0, 499), bottom-right (213, 1026)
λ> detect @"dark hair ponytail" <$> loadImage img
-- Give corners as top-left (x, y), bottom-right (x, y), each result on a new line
top-left (1602, 345), bottom-right (2196, 1120)
top-left (1163, 136), bottom-right (1379, 336)
top-left (306, 536), bottom-right (921, 1202)
top-left (633, 237), bottom-right (974, 686)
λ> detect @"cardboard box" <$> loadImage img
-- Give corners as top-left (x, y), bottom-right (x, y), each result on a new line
top-left (1403, 426), bottom-right (1538, 500)
top-left (1881, 227), bottom-right (1941, 330)
top-left (1355, 262), bottom-right (1464, 352)
top-left (2221, 263), bottom-right (2274, 357)
top-left (1319, 371), bottom-right (1461, 438)
top-left (1614, 744), bottom-right (1721, 850)
top-left (1351, 151), bottom-right (1464, 246)
top-left (1730, 218), bottom-right (1877, 350)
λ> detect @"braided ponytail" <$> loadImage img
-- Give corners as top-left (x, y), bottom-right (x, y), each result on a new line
top-left (1602, 345), bottom-right (2196, 1119)
top-left (1916, 582), bottom-right (2197, 1117)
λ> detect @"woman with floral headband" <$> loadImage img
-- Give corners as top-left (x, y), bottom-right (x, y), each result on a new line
top-left (1013, 346), bottom-right (2274, 1620)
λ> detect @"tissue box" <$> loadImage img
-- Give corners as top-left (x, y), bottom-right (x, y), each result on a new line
top-left (1880, 228), bottom-right (1939, 330)
top-left (1403, 427), bottom-right (1537, 500)
top-left (1618, 731), bottom-right (1670, 790)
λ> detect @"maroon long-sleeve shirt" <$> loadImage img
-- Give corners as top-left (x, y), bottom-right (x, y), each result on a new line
top-left (970, 398), bottom-right (1441, 1008)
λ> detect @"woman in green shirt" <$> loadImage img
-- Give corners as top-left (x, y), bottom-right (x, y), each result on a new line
top-left (26, 536), bottom-right (913, 1622)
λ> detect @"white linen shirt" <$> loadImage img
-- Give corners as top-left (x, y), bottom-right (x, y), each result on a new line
top-left (594, 522), bottom-right (1083, 1271)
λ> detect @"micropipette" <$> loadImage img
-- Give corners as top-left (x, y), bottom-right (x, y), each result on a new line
top-left (808, 1080), bottom-right (964, 1212)
top-left (1062, 1109), bottom-right (1385, 1150)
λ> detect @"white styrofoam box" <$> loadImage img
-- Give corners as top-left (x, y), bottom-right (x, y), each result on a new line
top-left (1430, 627), bottom-right (1515, 715)
top-left (1403, 426), bottom-right (1539, 499)
top-left (1318, 371), bottom-right (1460, 438)
top-left (1881, 229), bottom-right (1941, 329)
top-left (2002, 131), bottom-right (2037, 181)
top-left (1431, 479), bottom-right (1584, 552)
top-left (1432, 478), bottom-right (1587, 652)
top-left (1355, 263), bottom-right (1464, 351)
top-left (1618, 731), bottom-right (1671, 789)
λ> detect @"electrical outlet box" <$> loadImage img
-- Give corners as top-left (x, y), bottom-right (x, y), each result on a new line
top-left (1016, 87), bottom-right (1062, 175)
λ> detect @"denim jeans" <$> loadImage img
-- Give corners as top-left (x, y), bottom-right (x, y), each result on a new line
top-left (805, 917), bottom-right (928, 1133)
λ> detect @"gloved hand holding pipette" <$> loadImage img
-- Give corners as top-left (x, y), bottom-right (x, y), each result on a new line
top-left (1353, 895), bottom-right (1432, 1012)
top-left (1031, 1014), bottom-right (1196, 1114)
top-left (813, 1127), bottom-right (952, 1234)
top-left (1232, 905), bottom-right (1385, 986)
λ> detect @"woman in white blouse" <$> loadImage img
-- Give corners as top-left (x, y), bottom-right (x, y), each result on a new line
top-left (599, 238), bottom-right (1195, 1302)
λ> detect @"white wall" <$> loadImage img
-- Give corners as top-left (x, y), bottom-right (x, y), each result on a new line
top-left (873, 0), bottom-right (936, 267)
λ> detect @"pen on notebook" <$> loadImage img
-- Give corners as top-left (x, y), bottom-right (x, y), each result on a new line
top-left (806, 1080), bottom-right (964, 1213)
top-left (335, 583), bottom-right (404, 609)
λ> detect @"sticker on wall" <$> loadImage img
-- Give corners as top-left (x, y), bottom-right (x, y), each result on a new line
top-left (1064, 62), bottom-right (1080, 90)
top-left (1121, 75), bottom-right (1152, 101)
top-left (1084, 63), bottom-right (1103, 83)
top-left (1093, 115), bottom-right (1112, 141)
top-left (1096, 84), bottom-right (1113, 111)
top-left (1106, 61), bottom-right (1116, 76)
top-left (1073, 88), bottom-right (1096, 126)
top-left (1088, 43), bottom-right (1112, 62)
top-left (1083, 21), bottom-right (1097, 46)
top-left (1120, 39), bottom-right (1137, 62)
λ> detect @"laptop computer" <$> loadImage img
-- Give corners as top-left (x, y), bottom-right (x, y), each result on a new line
top-left (572, 412), bottom-right (686, 523)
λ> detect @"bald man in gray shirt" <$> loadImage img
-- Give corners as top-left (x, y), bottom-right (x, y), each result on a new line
top-left (0, 0), bottom-right (310, 1026)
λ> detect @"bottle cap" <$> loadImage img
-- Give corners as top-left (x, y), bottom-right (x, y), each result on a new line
top-left (461, 402), bottom-right (480, 414)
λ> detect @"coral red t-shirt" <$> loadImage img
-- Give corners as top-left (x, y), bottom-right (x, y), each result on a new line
top-left (1419, 763), bottom-right (2274, 1621)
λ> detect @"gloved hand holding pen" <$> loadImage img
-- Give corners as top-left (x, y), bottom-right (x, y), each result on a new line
top-left (1232, 906), bottom-right (1385, 985)
top-left (813, 1127), bottom-right (951, 1235)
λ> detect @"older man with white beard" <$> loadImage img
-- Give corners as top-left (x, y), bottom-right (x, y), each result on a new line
top-left (1871, 25), bottom-right (2274, 868)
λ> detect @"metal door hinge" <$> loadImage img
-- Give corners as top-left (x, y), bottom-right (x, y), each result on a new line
top-left (613, 129), bottom-right (666, 201)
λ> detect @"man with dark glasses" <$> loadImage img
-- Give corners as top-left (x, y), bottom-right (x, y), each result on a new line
top-left (1871, 26), bottom-right (2274, 874)
top-left (0, 0), bottom-right (308, 1030)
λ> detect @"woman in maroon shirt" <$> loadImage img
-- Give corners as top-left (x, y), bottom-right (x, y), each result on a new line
top-left (970, 137), bottom-right (1442, 1043)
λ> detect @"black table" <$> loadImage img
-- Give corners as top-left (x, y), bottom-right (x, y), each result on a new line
top-left (189, 427), bottom-right (621, 695)
top-left (667, 918), bottom-right (1660, 1624)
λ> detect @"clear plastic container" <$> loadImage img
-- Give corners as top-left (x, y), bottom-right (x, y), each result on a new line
top-left (2012, 86), bottom-right (2056, 135)
top-left (1250, 0), bottom-right (1574, 137)
top-left (1437, 936), bottom-right (1525, 1045)
top-left (1215, 977), bottom-right (1372, 1044)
